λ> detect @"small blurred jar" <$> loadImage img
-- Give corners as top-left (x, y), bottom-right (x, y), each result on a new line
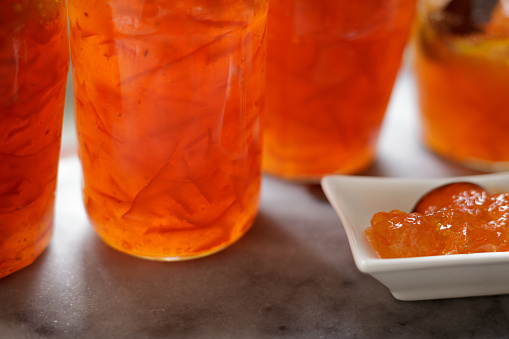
top-left (262, 0), bottom-right (417, 182)
top-left (415, 0), bottom-right (509, 171)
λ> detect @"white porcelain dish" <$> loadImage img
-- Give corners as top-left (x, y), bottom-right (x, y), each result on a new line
top-left (321, 172), bottom-right (509, 301)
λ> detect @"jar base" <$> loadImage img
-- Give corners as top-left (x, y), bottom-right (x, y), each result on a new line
top-left (262, 155), bottom-right (375, 183)
top-left (92, 218), bottom-right (256, 262)
top-left (0, 226), bottom-right (53, 279)
top-left (97, 235), bottom-right (239, 261)
top-left (425, 141), bottom-right (509, 172)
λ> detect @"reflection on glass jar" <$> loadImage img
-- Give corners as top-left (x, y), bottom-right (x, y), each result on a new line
top-left (68, 0), bottom-right (268, 260)
top-left (262, 0), bottom-right (417, 182)
top-left (415, 0), bottom-right (509, 171)
top-left (0, 0), bottom-right (70, 278)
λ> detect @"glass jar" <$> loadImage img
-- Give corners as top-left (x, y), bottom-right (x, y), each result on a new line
top-left (68, 0), bottom-right (268, 260)
top-left (0, 0), bottom-right (69, 278)
top-left (415, 0), bottom-right (509, 171)
top-left (263, 0), bottom-right (417, 181)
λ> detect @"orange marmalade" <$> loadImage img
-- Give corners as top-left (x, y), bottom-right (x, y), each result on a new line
top-left (262, 0), bottom-right (416, 181)
top-left (0, 0), bottom-right (69, 278)
top-left (365, 182), bottom-right (509, 258)
top-left (68, 0), bottom-right (268, 260)
top-left (415, 1), bottom-right (509, 170)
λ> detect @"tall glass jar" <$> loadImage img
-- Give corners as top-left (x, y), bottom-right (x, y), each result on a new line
top-left (0, 0), bottom-right (69, 278)
top-left (68, 0), bottom-right (268, 260)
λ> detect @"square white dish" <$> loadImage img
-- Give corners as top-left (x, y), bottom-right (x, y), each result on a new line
top-left (321, 172), bottom-right (509, 301)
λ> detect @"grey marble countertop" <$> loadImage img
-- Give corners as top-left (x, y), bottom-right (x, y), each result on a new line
top-left (3, 64), bottom-right (509, 339)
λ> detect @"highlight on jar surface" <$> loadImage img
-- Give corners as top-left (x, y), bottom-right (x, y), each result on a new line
top-left (0, 0), bottom-right (69, 278)
top-left (262, 0), bottom-right (417, 182)
top-left (68, 0), bottom-right (269, 261)
top-left (415, 0), bottom-right (509, 171)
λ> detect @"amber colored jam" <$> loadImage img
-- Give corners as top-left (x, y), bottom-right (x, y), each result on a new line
top-left (262, 0), bottom-right (417, 181)
top-left (68, 0), bottom-right (268, 260)
top-left (365, 182), bottom-right (509, 258)
top-left (415, 2), bottom-right (509, 170)
top-left (0, 0), bottom-right (69, 278)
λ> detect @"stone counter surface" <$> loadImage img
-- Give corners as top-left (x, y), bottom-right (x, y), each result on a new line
top-left (2, 67), bottom-right (509, 338)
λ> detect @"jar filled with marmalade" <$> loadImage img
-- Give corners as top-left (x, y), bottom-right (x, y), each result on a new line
top-left (415, 0), bottom-right (509, 170)
top-left (262, 0), bottom-right (417, 181)
top-left (0, 0), bottom-right (69, 278)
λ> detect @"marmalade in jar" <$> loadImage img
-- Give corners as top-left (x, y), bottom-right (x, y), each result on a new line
top-left (68, 0), bottom-right (268, 260)
top-left (0, 0), bottom-right (69, 278)
top-left (415, 0), bottom-right (509, 170)
top-left (262, 0), bottom-right (417, 181)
